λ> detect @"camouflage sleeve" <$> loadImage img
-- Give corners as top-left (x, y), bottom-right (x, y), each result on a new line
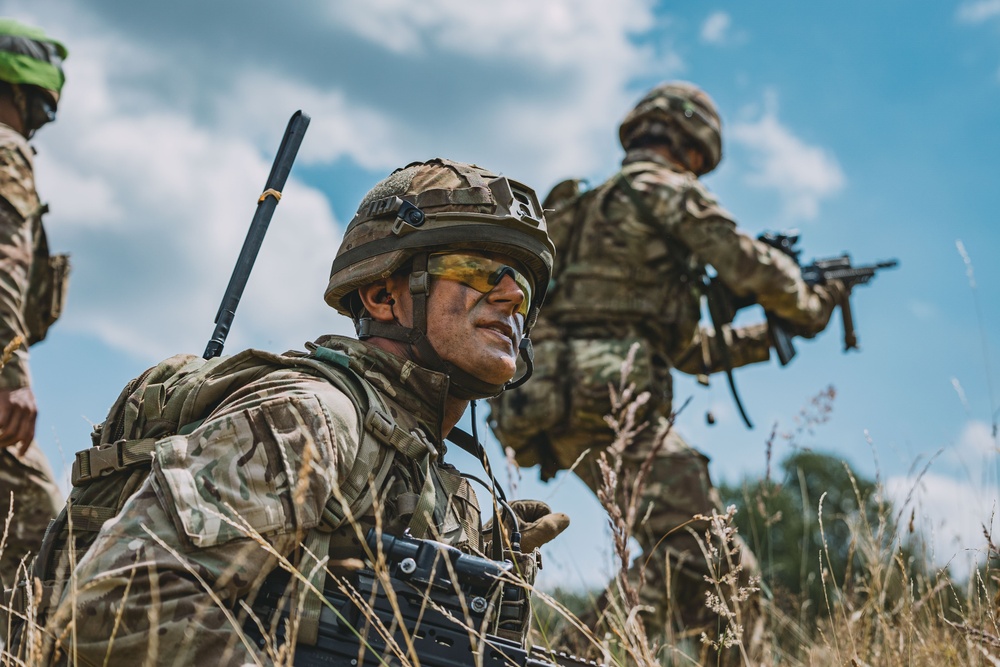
top-left (672, 321), bottom-right (772, 375)
top-left (53, 373), bottom-right (361, 665)
top-left (0, 144), bottom-right (37, 390)
top-left (638, 169), bottom-right (838, 337)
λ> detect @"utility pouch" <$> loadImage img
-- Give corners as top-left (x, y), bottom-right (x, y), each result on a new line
top-left (487, 339), bottom-right (567, 467)
top-left (24, 210), bottom-right (69, 346)
top-left (567, 337), bottom-right (658, 433)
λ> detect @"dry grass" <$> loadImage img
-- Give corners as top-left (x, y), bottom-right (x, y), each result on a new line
top-left (3, 349), bottom-right (1000, 666)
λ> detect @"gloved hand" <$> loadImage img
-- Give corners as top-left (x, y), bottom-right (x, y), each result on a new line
top-left (484, 499), bottom-right (570, 552)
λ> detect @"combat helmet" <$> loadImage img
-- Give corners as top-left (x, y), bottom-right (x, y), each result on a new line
top-left (0, 18), bottom-right (67, 135)
top-left (326, 158), bottom-right (555, 399)
top-left (619, 81), bottom-right (722, 175)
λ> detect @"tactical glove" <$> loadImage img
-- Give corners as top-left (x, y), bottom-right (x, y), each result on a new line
top-left (484, 499), bottom-right (570, 553)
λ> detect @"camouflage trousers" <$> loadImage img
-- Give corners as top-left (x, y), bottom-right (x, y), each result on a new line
top-left (0, 442), bottom-right (61, 589)
top-left (490, 338), bottom-right (763, 664)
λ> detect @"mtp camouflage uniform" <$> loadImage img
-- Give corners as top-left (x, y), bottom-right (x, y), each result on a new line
top-left (30, 336), bottom-right (487, 665)
top-left (490, 82), bottom-right (841, 662)
top-left (10, 158), bottom-right (566, 665)
top-left (0, 19), bottom-right (70, 590)
top-left (0, 121), bottom-right (66, 589)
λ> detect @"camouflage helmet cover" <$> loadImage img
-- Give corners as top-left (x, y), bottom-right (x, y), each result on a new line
top-left (326, 158), bottom-right (555, 330)
top-left (0, 18), bottom-right (67, 94)
top-left (619, 81), bottom-right (722, 175)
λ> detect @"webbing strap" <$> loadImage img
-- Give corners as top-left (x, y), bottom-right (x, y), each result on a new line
top-left (301, 349), bottom-right (406, 534)
top-left (704, 281), bottom-right (754, 428)
top-left (321, 448), bottom-right (395, 531)
top-left (68, 505), bottom-right (118, 532)
top-left (407, 456), bottom-right (437, 539)
top-left (70, 437), bottom-right (158, 487)
top-left (295, 529), bottom-right (333, 646)
top-left (366, 411), bottom-right (436, 461)
top-left (308, 354), bottom-right (438, 537)
top-left (364, 403), bottom-right (439, 538)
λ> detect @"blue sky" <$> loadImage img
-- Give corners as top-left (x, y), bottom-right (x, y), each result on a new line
top-left (7, 0), bottom-right (1000, 588)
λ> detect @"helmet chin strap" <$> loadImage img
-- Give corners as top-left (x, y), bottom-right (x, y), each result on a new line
top-left (357, 252), bottom-right (536, 400)
top-left (10, 85), bottom-right (54, 139)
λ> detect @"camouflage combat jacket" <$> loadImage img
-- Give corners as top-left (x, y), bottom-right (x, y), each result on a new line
top-left (539, 149), bottom-right (836, 359)
top-left (490, 150), bottom-right (840, 444)
top-left (41, 335), bottom-right (483, 666)
top-left (0, 122), bottom-right (68, 389)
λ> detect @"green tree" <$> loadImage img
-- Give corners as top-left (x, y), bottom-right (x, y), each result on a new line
top-left (720, 450), bottom-right (916, 623)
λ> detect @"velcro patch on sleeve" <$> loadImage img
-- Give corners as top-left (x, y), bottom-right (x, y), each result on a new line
top-left (153, 395), bottom-right (336, 548)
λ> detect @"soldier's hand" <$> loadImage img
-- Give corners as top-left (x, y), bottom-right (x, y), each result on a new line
top-left (817, 277), bottom-right (849, 306)
top-left (486, 499), bottom-right (570, 552)
top-left (0, 386), bottom-right (37, 455)
top-left (512, 500), bottom-right (570, 552)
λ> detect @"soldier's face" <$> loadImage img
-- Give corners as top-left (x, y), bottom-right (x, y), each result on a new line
top-left (427, 252), bottom-right (528, 385)
top-left (390, 252), bottom-right (528, 385)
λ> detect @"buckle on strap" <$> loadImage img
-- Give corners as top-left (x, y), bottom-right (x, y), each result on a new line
top-left (365, 410), bottom-right (437, 461)
top-left (409, 271), bottom-right (429, 295)
top-left (72, 441), bottom-right (121, 486)
top-left (70, 437), bottom-right (161, 487)
top-left (367, 410), bottom-right (395, 440)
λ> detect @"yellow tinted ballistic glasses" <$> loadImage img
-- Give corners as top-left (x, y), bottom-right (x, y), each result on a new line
top-left (427, 253), bottom-right (533, 317)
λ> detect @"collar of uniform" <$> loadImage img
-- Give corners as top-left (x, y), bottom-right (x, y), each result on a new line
top-left (0, 121), bottom-right (35, 161)
top-left (309, 334), bottom-right (450, 444)
top-left (621, 147), bottom-right (681, 172)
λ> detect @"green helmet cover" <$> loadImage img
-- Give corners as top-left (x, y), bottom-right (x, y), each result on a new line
top-left (0, 18), bottom-right (68, 93)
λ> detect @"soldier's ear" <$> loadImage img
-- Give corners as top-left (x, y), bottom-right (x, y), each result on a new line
top-left (358, 280), bottom-right (397, 322)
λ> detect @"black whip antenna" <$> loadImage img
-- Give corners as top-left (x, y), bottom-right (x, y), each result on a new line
top-left (204, 110), bottom-right (310, 359)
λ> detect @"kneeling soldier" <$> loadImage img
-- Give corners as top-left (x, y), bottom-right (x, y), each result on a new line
top-left (16, 158), bottom-right (569, 665)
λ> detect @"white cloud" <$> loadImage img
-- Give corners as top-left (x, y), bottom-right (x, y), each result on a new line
top-left (957, 0), bottom-right (1000, 23)
top-left (701, 11), bottom-right (732, 45)
top-left (321, 0), bottom-right (664, 188)
top-left (951, 377), bottom-right (971, 413)
top-left (329, 0), bottom-right (653, 70)
top-left (885, 420), bottom-right (1000, 580)
top-left (729, 91), bottom-right (845, 220)
top-left (30, 26), bottom-right (346, 361)
top-left (885, 472), bottom-right (999, 580)
top-left (218, 74), bottom-right (405, 171)
top-left (11, 0), bottom-right (677, 363)
top-left (953, 419), bottom-right (998, 459)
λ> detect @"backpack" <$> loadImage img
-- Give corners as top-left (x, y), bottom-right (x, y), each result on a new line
top-left (14, 344), bottom-right (422, 651)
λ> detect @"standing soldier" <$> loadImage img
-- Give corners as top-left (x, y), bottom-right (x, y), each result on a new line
top-left (489, 81), bottom-right (844, 663)
top-left (0, 18), bottom-right (69, 589)
top-left (15, 158), bottom-right (570, 664)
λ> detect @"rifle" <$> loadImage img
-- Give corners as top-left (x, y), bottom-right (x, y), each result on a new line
top-left (247, 530), bottom-right (600, 667)
top-left (203, 110), bottom-right (311, 359)
top-left (753, 231), bottom-right (898, 365)
top-left (703, 232), bottom-right (897, 427)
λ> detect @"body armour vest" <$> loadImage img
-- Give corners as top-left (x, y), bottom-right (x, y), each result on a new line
top-left (539, 159), bottom-right (705, 356)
